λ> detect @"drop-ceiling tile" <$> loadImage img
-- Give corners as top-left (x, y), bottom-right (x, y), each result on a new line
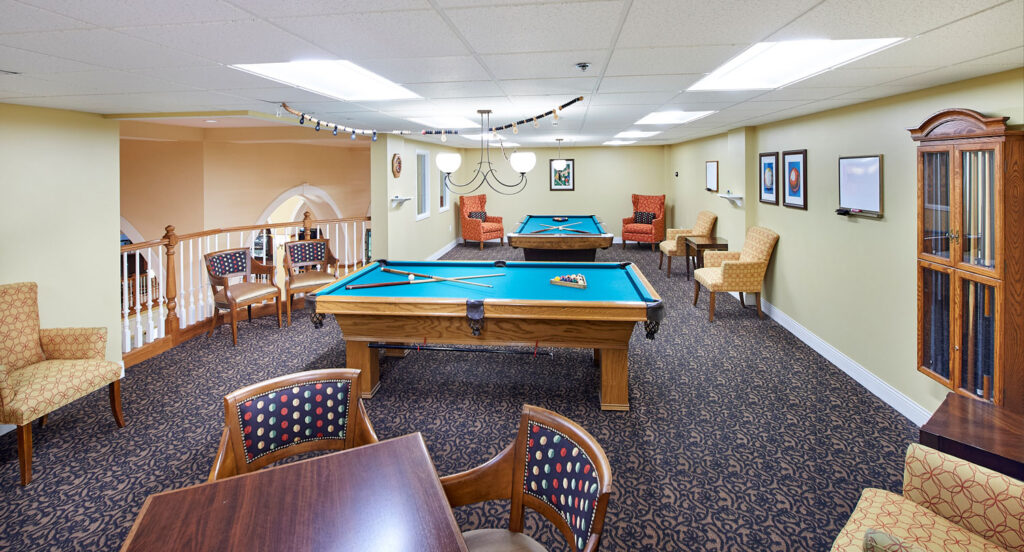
top-left (750, 87), bottom-right (863, 101)
top-left (272, 11), bottom-right (468, 59)
top-left (770, 0), bottom-right (1007, 40)
top-left (0, 74), bottom-right (89, 97)
top-left (19, 0), bottom-right (249, 27)
top-left (480, 51), bottom-right (606, 80)
top-left (589, 91), bottom-right (680, 105)
top-left (672, 90), bottom-right (766, 104)
top-left (444, 1), bottom-right (623, 54)
top-left (793, 66), bottom-right (934, 88)
top-left (405, 81), bottom-right (506, 99)
top-left (883, 63), bottom-right (1023, 91)
top-left (230, 0), bottom-right (429, 18)
top-left (617, 0), bottom-right (820, 48)
top-left (221, 86), bottom-right (343, 104)
top-left (355, 56), bottom-right (490, 84)
top-left (32, 70), bottom-right (193, 95)
top-left (0, 0), bottom-right (92, 33)
top-left (598, 75), bottom-right (700, 93)
top-left (0, 29), bottom-right (212, 70)
top-left (605, 45), bottom-right (746, 76)
top-left (499, 77), bottom-right (597, 96)
top-left (133, 65), bottom-right (275, 90)
top-left (0, 44), bottom-right (103, 73)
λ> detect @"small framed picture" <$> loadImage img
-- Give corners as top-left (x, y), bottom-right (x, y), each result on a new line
top-left (782, 149), bottom-right (807, 209)
top-left (550, 159), bottom-right (574, 191)
top-left (705, 161), bottom-right (718, 192)
top-left (759, 152), bottom-right (779, 205)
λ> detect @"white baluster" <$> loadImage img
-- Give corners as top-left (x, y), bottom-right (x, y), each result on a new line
top-left (188, 239), bottom-right (196, 325)
top-left (144, 248), bottom-right (156, 343)
top-left (134, 252), bottom-right (143, 348)
top-left (360, 221), bottom-right (366, 265)
top-left (122, 252), bottom-right (131, 352)
top-left (342, 223), bottom-right (350, 274)
top-left (196, 237), bottom-right (206, 323)
top-left (178, 241), bottom-right (186, 329)
top-left (351, 222), bottom-right (357, 268)
top-left (157, 244), bottom-right (166, 338)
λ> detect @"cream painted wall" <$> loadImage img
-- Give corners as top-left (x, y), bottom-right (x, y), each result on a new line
top-left (0, 103), bottom-right (122, 361)
top-left (120, 139), bottom-right (204, 239)
top-left (666, 133), bottom-right (748, 244)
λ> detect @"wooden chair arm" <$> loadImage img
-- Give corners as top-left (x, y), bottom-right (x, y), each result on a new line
top-left (354, 400), bottom-right (379, 446)
top-left (208, 273), bottom-right (228, 289)
top-left (621, 216), bottom-right (634, 226)
top-left (653, 215), bottom-right (666, 240)
top-left (39, 327), bottom-right (107, 360)
top-left (208, 427), bottom-right (237, 481)
top-left (703, 251), bottom-right (741, 268)
top-left (440, 442), bottom-right (515, 508)
top-left (251, 259), bottom-right (278, 287)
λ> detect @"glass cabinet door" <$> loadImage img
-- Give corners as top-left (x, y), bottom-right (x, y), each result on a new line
top-left (959, 149), bottom-right (997, 273)
top-left (921, 151), bottom-right (951, 260)
top-left (958, 275), bottom-right (999, 402)
top-left (919, 265), bottom-right (951, 382)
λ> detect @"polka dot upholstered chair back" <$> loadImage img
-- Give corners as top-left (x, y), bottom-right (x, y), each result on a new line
top-left (220, 369), bottom-right (366, 476)
top-left (285, 240), bottom-right (328, 269)
top-left (514, 405), bottom-right (612, 552)
top-left (205, 248), bottom-right (251, 279)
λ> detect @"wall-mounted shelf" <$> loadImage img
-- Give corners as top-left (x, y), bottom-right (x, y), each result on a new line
top-left (390, 195), bottom-right (413, 208)
top-left (718, 193), bottom-right (743, 206)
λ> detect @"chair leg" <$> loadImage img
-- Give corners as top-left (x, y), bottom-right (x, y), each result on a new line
top-left (709, 292), bottom-right (716, 322)
top-left (39, 414), bottom-right (47, 427)
top-left (738, 292), bottom-right (745, 307)
top-left (17, 423), bottom-right (32, 486)
top-left (658, 251), bottom-right (663, 269)
top-left (276, 297), bottom-right (282, 328)
top-left (230, 308), bottom-right (239, 346)
top-left (479, 241), bottom-right (484, 250)
top-left (109, 380), bottom-right (126, 428)
top-left (247, 304), bottom-right (253, 322)
top-left (667, 256), bottom-right (672, 278)
top-left (755, 292), bottom-right (763, 319)
top-left (651, 242), bottom-right (655, 251)
top-left (693, 280), bottom-right (700, 306)
top-left (622, 240), bottom-right (626, 249)
top-left (207, 309), bottom-right (220, 337)
top-left (286, 293), bottom-right (293, 327)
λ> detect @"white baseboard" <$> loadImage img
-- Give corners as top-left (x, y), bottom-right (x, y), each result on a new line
top-left (426, 240), bottom-right (458, 261)
top-left (0, 424), bottom-right (12, 437)
top-left (749, 293), bottom-right (932, 427)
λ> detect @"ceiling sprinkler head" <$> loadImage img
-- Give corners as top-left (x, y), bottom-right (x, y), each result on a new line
top-left (575, 62), bottom-right (590, 72)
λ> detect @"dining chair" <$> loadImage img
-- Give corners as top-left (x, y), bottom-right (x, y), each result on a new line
top-left (693, 226), bottom-right (779, 321)
top-left (208, 368), bottom-right (378, 481)
top-left (441, 404), bottom-right (612, 552)
top-left (204, 247), bottom-right (282, 346)
top-left (283, 239), bottom-right (339, 326)
top-left (659, 210), bottom-right (717, 277)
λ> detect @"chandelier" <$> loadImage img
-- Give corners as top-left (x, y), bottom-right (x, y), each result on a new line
top-left (436, 110), bottom-right (536, 196)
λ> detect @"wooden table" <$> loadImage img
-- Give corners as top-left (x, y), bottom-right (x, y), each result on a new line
top-left (684, 236), bottom-right (728, 280)
top-left (919, 392), bottom-right (1024, 480)
top-left (121, 434), bottom-right (468, 552)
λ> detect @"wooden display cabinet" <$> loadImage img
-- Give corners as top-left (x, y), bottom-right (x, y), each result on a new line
top-left (910, 108), bottom-right (1024, 413)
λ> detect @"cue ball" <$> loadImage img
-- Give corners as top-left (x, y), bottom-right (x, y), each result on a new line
top-left (408, 274), bottom-right (415, 281)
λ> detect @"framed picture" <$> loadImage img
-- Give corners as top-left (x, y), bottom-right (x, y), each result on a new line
top-left (759, 152), bottom-right (779, 205)
top-left (782, 149), bottom-right (807, 209)
top-left (550, 159), bottom-right (574, 191)
top-left (838, 155), bottom-right (883, 217)
top-left (705, 161), bottom-right (718, 192)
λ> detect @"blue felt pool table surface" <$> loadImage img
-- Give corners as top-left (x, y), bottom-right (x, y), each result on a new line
top-left (313, 260), bottom-right (656, 304)
top-left (512, 215), bottom-right (607, 235)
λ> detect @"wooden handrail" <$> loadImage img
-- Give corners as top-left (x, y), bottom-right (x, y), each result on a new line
top-left (121, 238), bottom-right (169, 252)
top-left (173, 216), bottom-right (371, 242)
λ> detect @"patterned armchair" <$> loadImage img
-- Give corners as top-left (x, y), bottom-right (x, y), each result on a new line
top-left (208, 368), bottom-right (378, 481)
top-left (204, 247), bottom-right (282, 346)
top-left (460, 194), bottom-right (505, 250)
top-left (441, 404), bottom-right (612, 552)
top-left (621, 194), bottom-right (666, 250)
top-left (0, 282), bottom-right (124, 485)
top-left (693, 226), bottom-right (778, 322)
top-left (831, 443), bottom-right (1024, 551)
top-left (283, 239), bottom-right (339, 327)
top-left (659, 210), bottom-right (717, 277)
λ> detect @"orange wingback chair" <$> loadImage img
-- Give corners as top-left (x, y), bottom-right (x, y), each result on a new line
top-left (621, 194), bottom-right (666, 250)
top-left (460, 194), bottom-right (504, 250)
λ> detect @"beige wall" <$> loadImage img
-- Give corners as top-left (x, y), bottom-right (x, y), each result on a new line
top-left (0, 103), bottom-right (122, 361)
top-left (120, 139), bottom-right (204, 239)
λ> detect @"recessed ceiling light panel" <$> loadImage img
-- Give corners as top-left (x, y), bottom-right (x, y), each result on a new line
top-left (635, 110), bottom-right (716, 125)
top-left (615, 130), bottom-right (661, 139)
top-left (230, 59), bottom-right (421, 101)
top-left (604, 140), bottom-right (636, 146)
top-left (688, 38), bottom-right (904, 91)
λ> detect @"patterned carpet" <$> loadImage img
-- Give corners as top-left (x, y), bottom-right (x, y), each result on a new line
top-left (0, 243), bottom-right (918, 551)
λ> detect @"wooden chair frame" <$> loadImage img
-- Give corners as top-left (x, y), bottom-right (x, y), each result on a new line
top-left (208, 368), bottom-right (378, 481)
top-left (204, 247), bottom-right (282, 346)
top-left (282, 239), bottom-right (339, 326)
top-left (440, 404), bottom-right (613, 552)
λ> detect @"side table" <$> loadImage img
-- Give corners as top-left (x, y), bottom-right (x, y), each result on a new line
top-left (919, 392), bottom-right (1024, 480)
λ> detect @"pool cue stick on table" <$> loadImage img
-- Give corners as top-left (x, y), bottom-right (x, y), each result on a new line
top-left (346, 272), bottom-right (503, 290)
top-left (381, 267), bottom-right (504, 288)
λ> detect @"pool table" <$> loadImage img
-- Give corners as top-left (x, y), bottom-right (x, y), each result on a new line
top-left (507, 215), bottom-right (614, 261)
top-left (311, 259), bottom-right (663, 411)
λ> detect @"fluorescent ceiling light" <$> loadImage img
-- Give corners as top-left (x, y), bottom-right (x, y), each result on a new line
top-left (461, 134), bottom-right (518, 147)
top-left (635, 110), bottom-right (716, 125)
top-left (688, 38), bottom-right (903, 91)
top-left (409, 116), bottom-right (479, 129)
top-left (615, 130), bottom-right (660, 139)
top-left (230, 59), bottom-right (420, 101)
top-left (604, 140), bottom-right (636, 146)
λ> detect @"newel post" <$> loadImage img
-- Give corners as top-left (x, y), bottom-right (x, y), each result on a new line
top-left (162, 225), bottom-right (180, 336)
top-left (302, 210), bottom-right (313, 239)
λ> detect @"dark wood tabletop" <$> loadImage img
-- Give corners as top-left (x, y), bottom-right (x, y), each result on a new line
top-left (919, 392), bottom-right (1024, 480)
top-left (121, 433), bottom-right (468, 552)
top-left (684, 236), bottom-right (729, 279)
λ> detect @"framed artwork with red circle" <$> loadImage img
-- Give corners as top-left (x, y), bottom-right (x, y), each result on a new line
top-left (782, 149), bottom-right (807, 210)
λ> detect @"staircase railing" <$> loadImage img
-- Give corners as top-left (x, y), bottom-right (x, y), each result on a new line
top-left (119, 212), bottom-right (370, 367)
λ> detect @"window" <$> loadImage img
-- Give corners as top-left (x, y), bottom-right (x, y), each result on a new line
top-left (416, 152), bottom-right (429, 220)
top-left (439, 170), bottom-right (450, 212)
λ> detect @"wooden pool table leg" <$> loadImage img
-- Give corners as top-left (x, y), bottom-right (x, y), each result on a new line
top-left (598, 348), bottom-right (629, 411)
top-left (593, 348), bottom-right (601, 367)
top-left (345, 340), bottom-right (381, 398)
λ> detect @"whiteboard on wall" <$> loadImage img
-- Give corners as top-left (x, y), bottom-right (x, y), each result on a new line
top-left (838, 155), bottom-right (883, 216)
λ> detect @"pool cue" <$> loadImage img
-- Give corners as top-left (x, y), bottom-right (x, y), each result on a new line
top-left (345, 273), bottom-right (500, 290)
top-left (381, 267), bottom-right (503, 288)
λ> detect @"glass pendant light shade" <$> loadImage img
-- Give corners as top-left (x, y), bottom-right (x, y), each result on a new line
top-left (509, 151), bottom-right (536, 174)
top-left (551, 159), bottom-right (567, 171)
top-left (436, 152), bottom-right (462, 173)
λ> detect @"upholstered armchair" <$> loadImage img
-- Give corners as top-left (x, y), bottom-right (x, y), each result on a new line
top-left (831, 443), bottom-right (1024, 551)
top-left (283, 239), bottom-right (338, 326)
top-left (460, 194), bottom-right (504, 249)
top-left (659, 210), bottom-right (717, 277)
top-left (204, 248), bottom-right (282, 346)
top-left (693, 226), bottom-right (779, 321)
top-left (209, 368), bottom-right (378, 481)
top-left (621, 194), bottom-right (666, 250)
top-left (0, 282), bottom-right (125, 485)
top-left (441, 404), bottom-right (612, 552)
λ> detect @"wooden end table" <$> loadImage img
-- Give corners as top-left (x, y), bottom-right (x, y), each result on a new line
top-left (684, 236), bottom-right (728, 280)
top-left (919, 392), bottom-right (1024, 480)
